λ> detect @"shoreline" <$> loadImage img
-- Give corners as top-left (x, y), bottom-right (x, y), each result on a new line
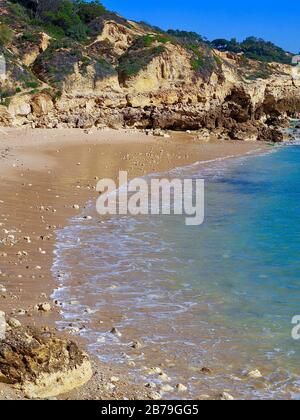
top-left (0, 127), bottom-right (269, 400)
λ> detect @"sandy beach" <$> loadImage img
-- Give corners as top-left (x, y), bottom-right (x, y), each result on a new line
top-left (0, 127), bottom-right (268, 400)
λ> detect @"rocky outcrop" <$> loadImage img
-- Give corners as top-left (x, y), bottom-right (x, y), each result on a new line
top-left (0, 324), bottom-right (93, 399)
top-left (19, 32), bottom-right (51, 67)
top-left (0, 3), bottom-right (299, 141)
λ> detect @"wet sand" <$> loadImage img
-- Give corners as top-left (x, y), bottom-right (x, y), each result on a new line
top-left (0, 127), bottom-right (268, 400)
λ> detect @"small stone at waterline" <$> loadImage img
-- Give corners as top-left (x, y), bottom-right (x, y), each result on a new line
top-left (84, 307), bottom-right (93, 314)
top-left (145, 382), bottom-right (157, 389)
top-left (145, 367), bottom-right (162, 375)
top-left (248, 369), bottom-right (262, 379)
top-left (110, 327), bottom-right (122, 337)
top-left (220, 392), bottom-right (234, 401)
top-left (131, 340), bottom-right (143, 349)
top-left (201, 367), bottom-right (212, 374)
top-left (159, 372), bottom-right (171, 383)
top-left (73, 204), bottom-right (80, 210)
top-left (160, 384), bottom-right (174, 393)
top-left (176, 383), bottom-right (188, 392)
top-left (16, 309), bottom-right (26, 316)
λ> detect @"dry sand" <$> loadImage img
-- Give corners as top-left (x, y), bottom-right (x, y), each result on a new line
top-left (0, 127), bottom-right (269, 400)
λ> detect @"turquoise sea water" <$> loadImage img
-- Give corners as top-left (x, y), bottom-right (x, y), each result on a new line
top-left (53, 142), bottom-right (300, 399)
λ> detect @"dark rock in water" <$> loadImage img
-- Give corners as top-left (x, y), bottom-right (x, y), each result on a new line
top-left (0, 326), bottom-right (92, 398)
top-left (201, 367), bottom-right (212, 374)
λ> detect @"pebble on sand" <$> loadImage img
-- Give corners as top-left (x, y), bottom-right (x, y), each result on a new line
top-left (7, 318), bottom-right (21, 329)
top-left (36, 302), bottom-right (52, 312)
top-left (0, 284), bottom-right (7, 294)
top-left (148, 391), bottom-right (162, 400)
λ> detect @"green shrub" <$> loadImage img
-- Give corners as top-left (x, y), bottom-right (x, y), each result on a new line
top-left (0, 24), bottom-right (13, 46)
top-left (118, 45), bottom-right (165, 78)
top-left (25, 81), bottom-right (39, 89)
top-left (20, 32), bottom-right (40, 44)
top-left (75, 0), bottom-right (106, 24)
top-left (211, 36), bottom-right (292, 65)
top-left (138, 34), bottom-right (173, 48)
top-left (8, 2), bottom-right (29, 20)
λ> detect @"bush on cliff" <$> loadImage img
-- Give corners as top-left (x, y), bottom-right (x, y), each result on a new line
top-left (118, 34), bottom-right (166, 81)
top-left (211, 37), bottom-right (292, 64)
top-left (0, 24), bottom-right (14, 46)
top-left (11, 0), bottom-right (107, 41)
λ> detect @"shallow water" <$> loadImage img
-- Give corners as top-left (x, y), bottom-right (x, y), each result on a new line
top-left (53, 139), bottom-right (300, 399)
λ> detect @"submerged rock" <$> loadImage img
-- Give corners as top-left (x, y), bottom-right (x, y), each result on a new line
top-left (220, 392), bottom-right (234, 401)
top-left (176, 383), bottom-right (188, 392)
top-left (248, 369), bottom-right (263, 379)
top-left (0, 326), bottom-right (92, 399)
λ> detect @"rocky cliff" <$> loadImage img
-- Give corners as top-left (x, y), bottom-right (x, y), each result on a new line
top-left (1, 1), bottom-right (300, 142)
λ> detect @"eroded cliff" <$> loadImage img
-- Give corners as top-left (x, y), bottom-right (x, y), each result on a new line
top-left (0, 1), bottom-right (299, 142)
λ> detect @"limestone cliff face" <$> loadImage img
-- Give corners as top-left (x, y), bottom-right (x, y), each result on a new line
top-left (0, 6), bottom-right (299, 141)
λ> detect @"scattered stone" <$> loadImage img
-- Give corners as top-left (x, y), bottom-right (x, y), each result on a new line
top-left (220, 392), bottom-right (234, 401)
top-left (146, 367), bottom-right (163, 375)
top-left (131, 340), bottom-right (144, 350)
top-left (145, 382), bottom-right (157, 389)
top-left (148, 391), bottom-right (162, 400)
top-left (16, 309), bottom-right (26, 316)
top-left (73, 204), bottom-right (80, 210)
top-left (110, 376), bottom-right (120, 383)
top-left (160, 384), bottom-right (173, 393)
top-left (36, 302), bottom-right (51, 312)
top-left (201, 367), bottom-right (212, 374)
top-left (110, 327), bottom-right (122, 338)
top-left (0, 285), bottom-right (7, 294)
top-left (153, 129), bottom-right (167, 137)
top-left (248, 369), bottom-right (263, 379)
top-left (104, 383), bottom-right (116, 392)
top-left (176, 383), bottom-right (188, 392)
top-left (84, 307), bottom-right (93, 315)
top-left (159, 372), bottom-right (171, 383)
top-left (0, 311), bottom-right (5, 339)
top-left (7, 318), bottom-right (21, 329)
